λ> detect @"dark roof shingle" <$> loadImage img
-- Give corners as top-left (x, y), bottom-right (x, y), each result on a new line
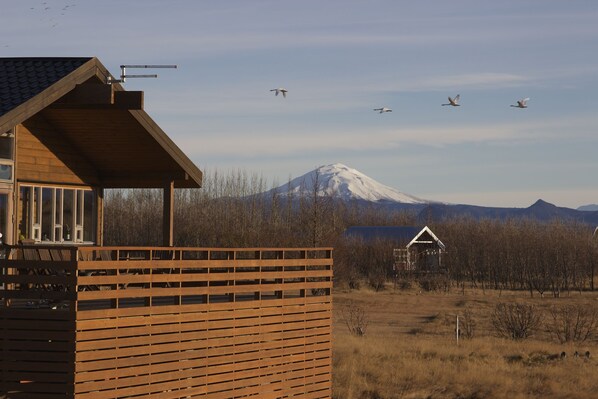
top-left (0, 57), bottom-right (91, 118)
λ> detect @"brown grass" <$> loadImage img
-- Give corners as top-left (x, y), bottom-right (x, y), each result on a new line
top-left (333, 286), bottom-right (598, 399)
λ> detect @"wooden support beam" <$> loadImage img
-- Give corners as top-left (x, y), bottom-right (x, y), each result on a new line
top-left (98, 171), bottom-right (194, 188)
top-left (163, 180), bottom-right (174, 247)
top-left (114, 91), bottom-right (143, 110)
top-left (50, 84), bottom-right (143, 110)
top-left (55, 83), bottom-right (114, 105)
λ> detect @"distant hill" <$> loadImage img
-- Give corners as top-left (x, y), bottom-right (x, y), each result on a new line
top-left (417, 199), bottom-right (598, 224)
top-left (578, 204), bottom-right (598, 212)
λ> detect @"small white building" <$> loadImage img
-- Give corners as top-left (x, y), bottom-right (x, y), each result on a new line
top-left (344, 225), bottom-right (445, 273)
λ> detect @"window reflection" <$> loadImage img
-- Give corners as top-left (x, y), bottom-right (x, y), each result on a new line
top-left (0, 164), bottom-right (12, 180)
top-left (63, 189), bottom-right (73, 241)
top-left (41, 188), bottom-right (52, 241)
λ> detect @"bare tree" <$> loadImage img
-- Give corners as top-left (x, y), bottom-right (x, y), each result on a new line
top-left (491, 303), bottom-right (542, 340)
top-left (341, 300), bottom-right (369, 336)
top-left (547, 304), bottom-right (598, 343)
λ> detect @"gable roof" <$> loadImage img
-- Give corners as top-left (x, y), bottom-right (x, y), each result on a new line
top-left (407, 226), bottom-right (445, 250)
top-left (0, 57), bottom-right (92, 117)
top-left (0, 57), bottom-right (202, 188)
top-left (343, 225), bottom-right (445, 249)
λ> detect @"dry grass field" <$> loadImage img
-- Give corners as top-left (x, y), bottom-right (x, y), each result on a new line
top-left (332, 286), bottom-right (598, 399)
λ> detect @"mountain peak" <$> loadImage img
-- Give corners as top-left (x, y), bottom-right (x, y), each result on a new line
top-left (531, 199), bottom-right (552, 206)
top-left (271, 163), bottom-right (428, 204)
top-left (529, 199), bottom-right (557, 209)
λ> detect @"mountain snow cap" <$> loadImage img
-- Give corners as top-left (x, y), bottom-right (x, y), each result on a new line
top-left (274, 163), bottom-right (428, 204)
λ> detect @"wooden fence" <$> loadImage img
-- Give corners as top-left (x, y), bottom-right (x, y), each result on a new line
top-left (0, 246), bottom-right (333, 399)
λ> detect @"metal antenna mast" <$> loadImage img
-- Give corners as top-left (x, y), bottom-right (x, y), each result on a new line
top-left (107, 64), bottom-right (177, 84)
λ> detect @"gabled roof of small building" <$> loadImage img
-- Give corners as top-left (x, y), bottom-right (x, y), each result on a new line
top-left (343, 225), bottom-right (445, 250)
top-left (0, 57), bottom-right (202, 188)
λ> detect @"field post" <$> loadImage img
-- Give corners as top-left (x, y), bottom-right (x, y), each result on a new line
top-left (456, 315), bottom-right (460, 345)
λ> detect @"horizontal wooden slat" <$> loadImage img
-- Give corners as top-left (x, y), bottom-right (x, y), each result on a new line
top-left (75, 294), bottom-right (330, 320)
top-left (75, 281), bottom-right (330, 301)
top-left (75, 269), bottom-right (331, 285)
top-left (75, 302), bottom-right (331, 330)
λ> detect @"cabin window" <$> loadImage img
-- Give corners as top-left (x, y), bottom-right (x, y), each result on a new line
top-left (18, 185), bottom-right (96, 244)
top-left (0, 130), bottom-right (14, 182)
top-left (0, 194), bottom-right (7, 243)
top-left (0, 165), bottom-right (12, 181)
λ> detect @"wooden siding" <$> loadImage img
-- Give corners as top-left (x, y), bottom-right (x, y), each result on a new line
top-left (17, 115), bottom-right (100, 185)
top-left (0, 247), bottom-right (333, 399)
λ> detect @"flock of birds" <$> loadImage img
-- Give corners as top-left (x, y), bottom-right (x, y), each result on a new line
top-left (27, 1), bottom-right (76, 29)
top-left (270, 88), bottom-right (530, 113)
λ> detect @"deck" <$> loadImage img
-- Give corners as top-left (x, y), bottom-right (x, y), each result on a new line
top-left (0, 246), bottom-right (333, 399)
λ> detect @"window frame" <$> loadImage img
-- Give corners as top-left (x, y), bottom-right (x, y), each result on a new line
top-left (18, 183), bottom-right (96, 244)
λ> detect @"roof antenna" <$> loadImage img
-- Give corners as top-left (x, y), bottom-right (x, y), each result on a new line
top-left (107, 64), bottom-right (177, 84)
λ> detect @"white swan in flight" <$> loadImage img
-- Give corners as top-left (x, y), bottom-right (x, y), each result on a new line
top-left (373, 107), bottom-right (392, 113)
top-left (270, 88), bottom-right (288, 98)
top-left (442, 94), bottom-right (460, 106)
top-left (510, 97), bottom-right (530, 108)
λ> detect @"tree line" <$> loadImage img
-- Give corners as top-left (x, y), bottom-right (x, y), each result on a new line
top-left (104, 169), bottom-right (598, 294)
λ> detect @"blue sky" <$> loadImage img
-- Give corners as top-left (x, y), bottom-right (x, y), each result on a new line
top-left (2, 0), bottom-right (598, 208)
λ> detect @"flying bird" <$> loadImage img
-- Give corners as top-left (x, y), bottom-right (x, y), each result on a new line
top-left (373, 107), bottom-right (392, 113)
top-left (270, 88), bottom-right (288, 98)
top-left (510, 97), bottom-right (530, 108)
top-left (442, 94), bottom-right (461, 106)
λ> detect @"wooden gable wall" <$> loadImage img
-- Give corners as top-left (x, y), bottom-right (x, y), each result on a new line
top-left (16, 114), bottom-right (100, 186)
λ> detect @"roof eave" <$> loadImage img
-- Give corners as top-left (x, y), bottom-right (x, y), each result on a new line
top-left (128, 109), bottom-right (202, 188)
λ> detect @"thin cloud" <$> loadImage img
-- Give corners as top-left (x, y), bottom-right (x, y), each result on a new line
top-left (398, 73), bottom-right (531, 92)
top-left (174, 113), bottom-right (598, 160)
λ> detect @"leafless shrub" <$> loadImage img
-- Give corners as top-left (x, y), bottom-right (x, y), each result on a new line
top-left (341, 301), bottom-right (369, 336)
top-left (546, 304), bottom-right (598, 344)
top-left (395, 278), bottom-right (412, 290)
top-left (491, 303), bottom-right (542, 340)
top-left (368, 269), bottom-right (387, 292)
top-left (418, 274), bottom-right (450, 292)
top-left (459, 308), bottom-right (476, 339)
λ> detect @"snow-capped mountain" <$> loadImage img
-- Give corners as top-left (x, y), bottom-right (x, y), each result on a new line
top-left (270, 163), bottom-right (428, 204)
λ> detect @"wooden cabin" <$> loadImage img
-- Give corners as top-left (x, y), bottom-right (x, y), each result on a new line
top-left (0, 58), bottom-right (332, 399)
top-left (0, 57), bottom-right (201, 248)
top-left (344, 225), bottom-right (445, 273)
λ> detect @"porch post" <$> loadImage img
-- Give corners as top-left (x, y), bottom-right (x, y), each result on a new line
top-left (97, 188), bottom-right (104, 246)
top-left (163, 180), bottom-right (174, 246)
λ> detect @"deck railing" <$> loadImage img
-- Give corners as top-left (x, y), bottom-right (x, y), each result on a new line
top-left (0, 246), bottom-right (333, 399)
